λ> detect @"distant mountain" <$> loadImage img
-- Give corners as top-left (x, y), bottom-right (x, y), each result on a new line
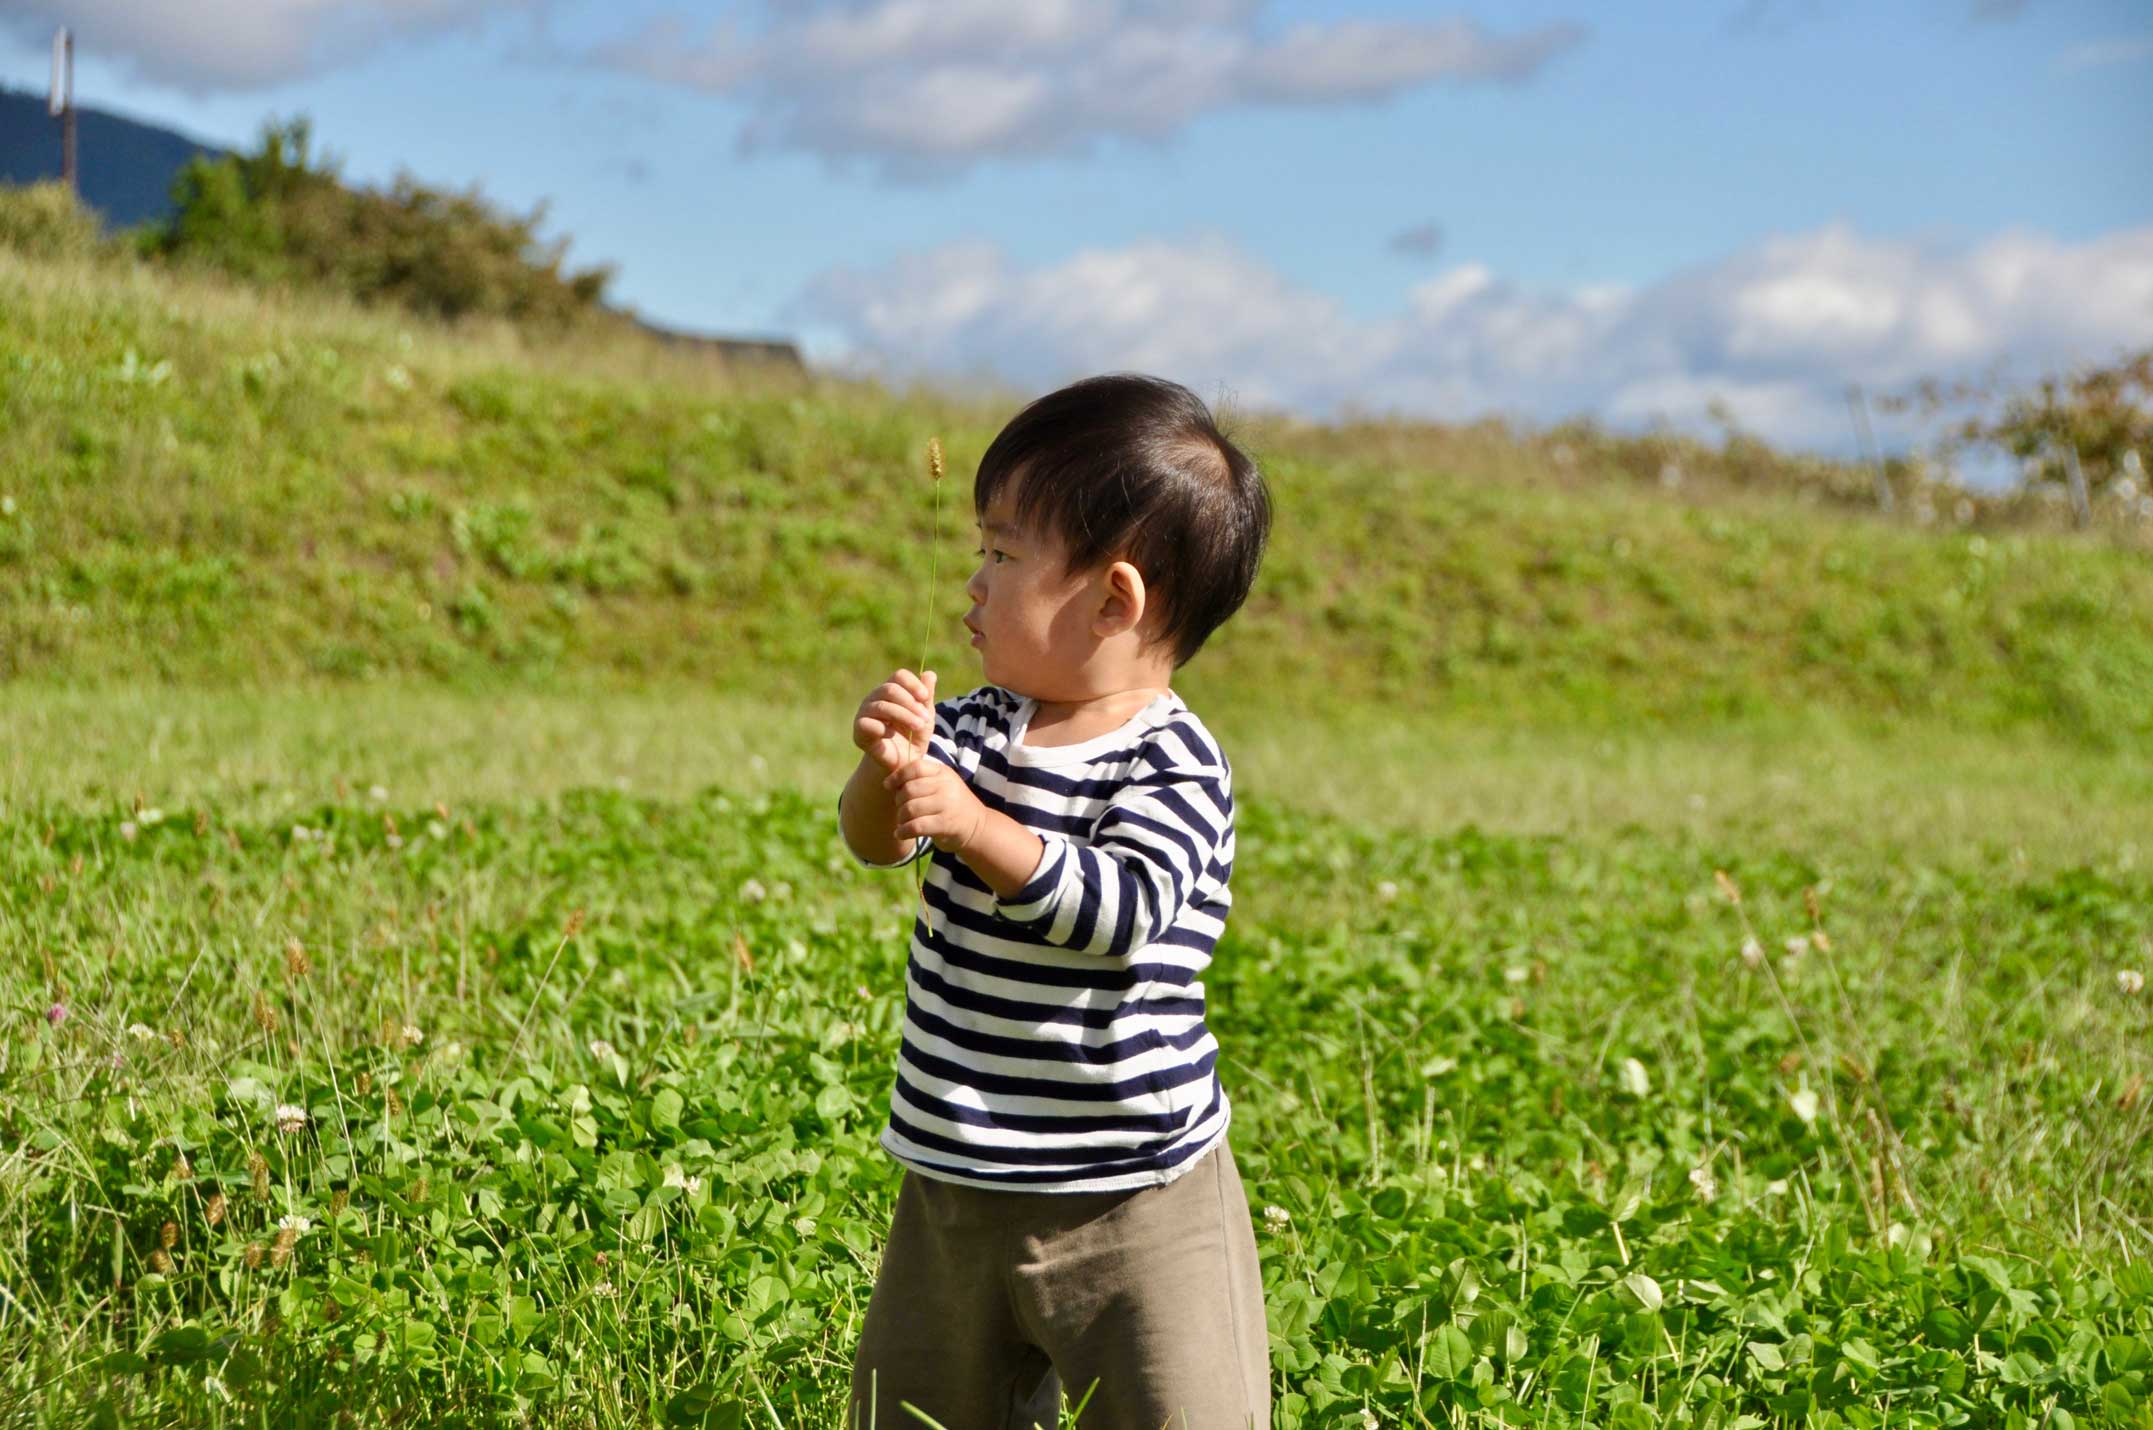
top-left (0, 85), bottom-right (228, 231)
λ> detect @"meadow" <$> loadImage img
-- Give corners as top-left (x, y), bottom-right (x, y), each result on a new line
top-left (2, 244), bottom-right (2152, 1426)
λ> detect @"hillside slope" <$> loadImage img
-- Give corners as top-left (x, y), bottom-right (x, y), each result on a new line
top-left (3, 249), bottom-right (2150, 745)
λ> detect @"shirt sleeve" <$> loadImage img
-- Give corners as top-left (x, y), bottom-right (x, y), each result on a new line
top-left (839, 687), bottom-right (981, 870)
top-left (987, 731), bottom-right (1232, 959)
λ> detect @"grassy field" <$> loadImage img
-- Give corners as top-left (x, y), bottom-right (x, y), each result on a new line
top-left (2, 245), bottom-right (2152, 1425)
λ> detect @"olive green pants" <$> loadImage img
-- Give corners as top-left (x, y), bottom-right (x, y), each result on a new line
top-left (847, 1136), bottom-right (1270, 1429)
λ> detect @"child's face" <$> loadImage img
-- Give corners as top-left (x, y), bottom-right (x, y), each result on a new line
top-left (963, 487), bottom-right (1106, 699)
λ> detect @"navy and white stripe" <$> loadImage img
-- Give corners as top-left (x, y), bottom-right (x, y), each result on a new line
top-left (845, 684), bottom-right (1237, 1193)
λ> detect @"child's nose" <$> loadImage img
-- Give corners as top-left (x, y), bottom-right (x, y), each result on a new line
top-left (965, 565), bottom-right (987, 602)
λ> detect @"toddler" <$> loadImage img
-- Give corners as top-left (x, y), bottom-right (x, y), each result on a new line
top-left (838, 374), bottom-right (1274, 1429)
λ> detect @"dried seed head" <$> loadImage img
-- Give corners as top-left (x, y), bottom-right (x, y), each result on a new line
top-left (412, 1176), bottom-right (430, 1204)
top-left (927, 437), bottom-right (944, 482)
top-left (243, 1242), bottom-right (264, 1269)
top-left (252, 992), bottom-right (279, 1034)
top-left (1803, 885), bottom-right (1822, 922)
top-left (354, 1071), bottom-right (372, 1096)
top-left (384, 1087), bottom-right (404, 1117)
top-left (271, 1232), bottom-right (296, 1268)
top-left (160, 1220), bottom-right (178, 1249)
top-left (733, 930), bottom-right (754, 974)
top-left (171, 1153), bottom-right (193, 1181)
top-left (148, 1249), bottom-right (173, 1275)
top-left (1713, 869), bottom-right (1742, 906)
top-left (563, 908), bottom-right (587, 940)
top-left (206, 1192), bottom-right (227, 1227)
top-left (330, 1188), bottom-right (349, 1216)
top-left (193, 810), bottom-right (209, 837)
top-left (248, 1151), bottom-right (270, 1201)
top-left (284, 939), bottom-right (311, 980)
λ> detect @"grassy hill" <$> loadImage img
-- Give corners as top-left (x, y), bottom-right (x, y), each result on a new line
top-left (4, 246), bottom-right (2152, 748)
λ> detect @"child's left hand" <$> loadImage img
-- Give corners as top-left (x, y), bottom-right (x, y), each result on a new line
top-left (885, 756), bottom-right (987, 853)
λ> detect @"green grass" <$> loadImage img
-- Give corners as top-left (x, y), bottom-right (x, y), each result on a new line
top-left (4, 244), bottom-right (2152, 1425)
top-left (5, 247), bottom-right (2153, 746)
top-left (3, 782), bottom-right (2149, 1424)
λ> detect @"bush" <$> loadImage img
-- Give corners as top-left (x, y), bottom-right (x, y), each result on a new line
top-left (144, 116), bottom-right (614, 326)
top-left (0, 181), bottom-right (108, 261)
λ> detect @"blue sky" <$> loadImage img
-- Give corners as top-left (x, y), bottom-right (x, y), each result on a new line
top-left (3, 0), bottom-right (2150, 463)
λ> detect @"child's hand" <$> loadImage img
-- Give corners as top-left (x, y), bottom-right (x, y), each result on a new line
top-left (885, 755), bottom-right (987, 854)
top-left (853, 669), bottom-right (936, 776)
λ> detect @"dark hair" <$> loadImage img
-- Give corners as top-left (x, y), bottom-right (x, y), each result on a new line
top-left (974, 373), bottom-right (1271, 668)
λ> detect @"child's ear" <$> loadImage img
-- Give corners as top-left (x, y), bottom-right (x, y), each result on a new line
top-left (1094, 560), bottom-right (1148, 638)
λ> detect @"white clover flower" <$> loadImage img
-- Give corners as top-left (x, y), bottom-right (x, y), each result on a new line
top-left (1766, 1178), bottom-right (1789, 1196)
top-left (739, 878), bottom-right (767, 904)
top-left (1783, 935), bottom-right (1810, 959)
top-left (127, 1023), bottom-right (158, 1041)
top-left (1504, 964), bottom-right (1529, 985)
top-left (1361, 1410), bottom-right (1379, 1430)
top-left (1262, 1204), bottom-right (1291, 1230)
top-left (1740, 938), bottom-right (1766, 969)
top-left (592, 1279), bottom-right (617, 1298)
top-left (401, 1024), bottom-right (424, 1047)
top-left (2120, 970), bottom-right (2145, 996)
top-left (274, 1104), bottom-right (309, 1133)
top-left (588, 1039), bottom-right (616, 1059)
top-left (278, 1214), bottom-right (310, 1234)
top-left (368, 785), bottom-right (388, 802)
top-left (119, 821), bottom-right (138, 842)
top-left (1688, 1165), bottom-right (1717, 1203)
top-left (663, 1165), bottom-right (703, 1196)
top-left (1375, 880), bottom-right (1399, 903)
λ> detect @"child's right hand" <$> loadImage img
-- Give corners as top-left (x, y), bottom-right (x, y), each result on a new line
top-left (854, 669), bottom-right (937, 776)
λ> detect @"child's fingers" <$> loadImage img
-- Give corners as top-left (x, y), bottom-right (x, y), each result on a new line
top-left (892, 668), bottom-right (931, 704)
top-left (865, 698), bottom-right (927, 736)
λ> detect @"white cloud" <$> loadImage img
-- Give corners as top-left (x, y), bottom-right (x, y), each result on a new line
top-left (2054, 33), bottom-right (2153, 72)
top-left (790, 222), bottom-right (2153, 453)
top-left (3, 0), bottom-right (543, 93)
top-left (592, 1), bottom-right (1584, 177)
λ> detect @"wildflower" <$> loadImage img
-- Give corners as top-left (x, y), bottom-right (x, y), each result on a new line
top-left (1783, 935), bottom-right (1810, 960)
top-left (589, 1039), bottom-right (617, 1060)
top-left (740, 878), bottom-right (768, 905)
top-left (1765, 1178), bottom-right (1789, 1196)
top-left (368, 784), bottom-right (388, 802)
top-left (1688, 1165), bottom-right (1718, 1203)
top-left (1618, 1058), bottom-right (1651, 1097)
top-left (120, 820), bottom-right (139, 841)
top-left (663, 1165), bottom-right (704, 1196)
top-left (592, 1279), bottom-right (617, 1298)
top-left (2119, 970), bottom-right (2145, 996)
top-left (128, 1022), bottom-right (157, 1041)
top-left (1375, 880), bottom-right (1399, 903)
top-left (1788, 1088), bottom-right (1820, 1125)
top-left (402, 1024), bottom-right (424, 1047)
top-left (279, 1213), bottom-right (310, 1235)
top-left (1504, 964), bottom-right (1529, 985)
top-left (1361, 1410), bottom-right (1379, 1430)
top-left (1262, 1204), bottom-right (1291, 1230)
top-left (1740, 938), bottom-right (1765, 969)
top-left (274, 1103), bottom-right (308, 1134)
top-left (44, 1002), bottom-right (67, 1027)
top-left (856, 984), bottom-right (872, 999)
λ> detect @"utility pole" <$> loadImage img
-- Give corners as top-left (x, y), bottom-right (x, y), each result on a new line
top-left (49, 26), bottom-right (76, 193)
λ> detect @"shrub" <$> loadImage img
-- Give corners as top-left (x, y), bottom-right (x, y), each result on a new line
top-left (143, 116), bottom-right (615, 326)
top-left (0, 180), bottom-right (108, 261)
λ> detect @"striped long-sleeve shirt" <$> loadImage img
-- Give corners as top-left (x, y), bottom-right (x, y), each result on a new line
top-left (844, 683), bottom-right (1237, 1193)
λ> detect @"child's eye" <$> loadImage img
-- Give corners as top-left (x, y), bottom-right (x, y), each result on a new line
top-left (973, 547), bottom-right (1008, 563)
